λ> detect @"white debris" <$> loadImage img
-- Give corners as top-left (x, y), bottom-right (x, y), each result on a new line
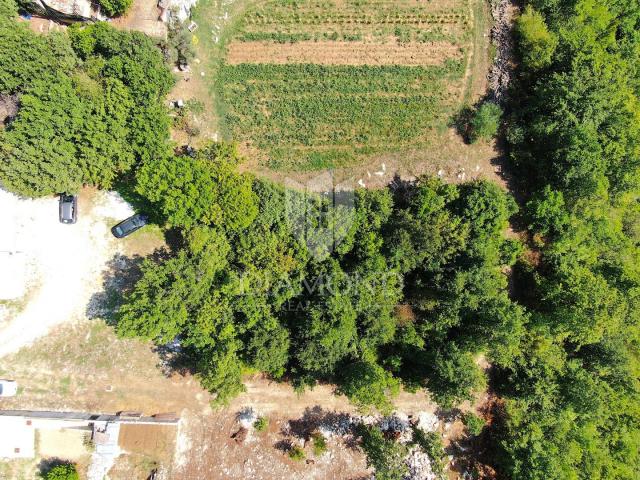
top-left (488, 0), bottom-right (515, 102)
top-left (237, 407), bottom-right (257, 429)
top-left (405, 447), bottom-right (437, 480)
top-left (173, 412), bottom-right (192, 468)
top-left (317, 413), bottom-right (357, 438)
top-left (380, 413), bottom-right (412, 442)
top-left (358, 179), bottom-right (366, 188)
top-left (437, 169), bottom-right (445, 177)
top-left (374, 171), bottom-right (385, 176)
top-left (158, 0), bottom-right (197, 23)
top-left (415, 411), bottom-right (439, 433)
top-left (367, 171), bottom-right (372, 178)
top-left (381, 163), bottom-right (386, 172)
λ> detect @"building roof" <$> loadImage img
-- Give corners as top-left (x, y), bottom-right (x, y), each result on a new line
top-left (0, 417), bottom-right (35, 458)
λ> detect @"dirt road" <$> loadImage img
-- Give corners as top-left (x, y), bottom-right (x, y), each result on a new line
top-left (0, 188), bottom-right (134, 357)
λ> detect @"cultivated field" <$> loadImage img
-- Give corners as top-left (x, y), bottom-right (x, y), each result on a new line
top-left (207, 0), bottom-right (490, 173)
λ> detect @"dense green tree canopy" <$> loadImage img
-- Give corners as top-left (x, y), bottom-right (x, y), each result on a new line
top-left (0, 11), bottom-right (172, 196)
top-left (496, 0), bottom-right (640, 478)
top-left (119, 164), bottom-right (521, 410)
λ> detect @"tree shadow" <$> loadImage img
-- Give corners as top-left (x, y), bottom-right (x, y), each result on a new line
top-left (152, 339), bottom-right (198, 378)
top-left (38, 458), bottom-right (74, 476)
top-left (280, 406), bottom-right (362, 452)
top-left (273, 438), bottom-right (293, 453)
top-left (86, 252), bottom-right (148, 325)
top-left (87, 250), bottom-right (197, 378)
top-left (450, 105), bottom-right (476, 144)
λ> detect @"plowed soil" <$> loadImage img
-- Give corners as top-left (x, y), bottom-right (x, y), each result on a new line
top-left (227, 40), bottom-right (463, 66)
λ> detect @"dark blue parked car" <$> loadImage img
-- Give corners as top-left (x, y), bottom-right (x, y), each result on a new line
top-left (111, 213), bottom-right (149, 238)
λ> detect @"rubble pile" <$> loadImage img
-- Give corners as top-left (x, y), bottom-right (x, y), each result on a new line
top-left (405, 448), bottom-right (437, 480)
top-left (488, 0), bottom-right (516, 102)
top-left (379, 413), bottom-right (413, 443)
top-left (237, 407), bottom-right (257, 429)
top-left (317, 413), bottom-right (357, 438)
top-left (415, 411), bottom-right (439, 433)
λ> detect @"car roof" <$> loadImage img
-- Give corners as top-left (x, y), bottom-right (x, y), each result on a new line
top-left (61, 202), bottom-right (74, 219)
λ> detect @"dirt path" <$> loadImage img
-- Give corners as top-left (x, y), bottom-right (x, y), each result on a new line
top-left (0, 188), bottom-right (134, 358)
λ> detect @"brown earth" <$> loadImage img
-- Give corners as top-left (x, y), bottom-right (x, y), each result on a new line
top-left (226, 40), bottom-right (464, 66)
top-left (174, 409), bottom-right (371, 480)
top-left (111, 0), bottom-right (167, 39)
top-left (118, 424), bottom-right (176, 457)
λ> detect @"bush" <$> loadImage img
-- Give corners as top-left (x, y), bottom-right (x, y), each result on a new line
top-left (96, 0), bottom-right (133, 17)
top-left (288, 445), bottom-right (305, 461)
top-left (515, 6), bottom-right (557, 70)
top-left (411, 428), bottom-right (445, 478)
top-left (463, 412), bottom-right (485, 436)
top-left (469, 102), bottom-right (502, 143)
top-left (165, 19), bottom-right (196, 66)
top-left (254, 416), bottom-right (268, 432)
top-left (357, 425), bottom-right (408, 480)
top-left (312, 433), bottom-right (327, 456)
top-left (42, 464), bottom-right (79, 480)
top-left (338, 361), bottom-right (400, 414)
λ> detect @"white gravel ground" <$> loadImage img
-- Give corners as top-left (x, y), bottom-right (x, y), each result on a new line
top-left (0, 189), bottom-right (133, 357)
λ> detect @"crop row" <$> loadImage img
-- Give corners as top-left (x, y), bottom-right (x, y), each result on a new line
top-left (244, 13), bottom-right (469, 25)
top-left (216, 64), bottom-right (463, 170)
top-left (236, 27), bottom-right (461, 44)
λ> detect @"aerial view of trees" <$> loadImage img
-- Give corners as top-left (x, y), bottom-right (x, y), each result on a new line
top-left (496, 0), bottom-right (640, 477)
top-left (0, 7), bottom-right (172, 196)
top-left (119, 147), bottom-right (524, 412)
top-left (0, 0), bottom-right (639, 478)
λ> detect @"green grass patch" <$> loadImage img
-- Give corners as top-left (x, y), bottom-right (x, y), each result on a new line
top-left (217, 62), bottom-right (465, 170)
top-left (235, 0), bottom-right (470, 44)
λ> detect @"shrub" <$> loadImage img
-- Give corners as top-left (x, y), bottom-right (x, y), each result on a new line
top-left (288, 445), bottom-right (305, 461)
top-left (312, 433), bottom-right (327, 456)
top-left (338, 361), bottom-right (400, 414)
top-left (254, 416), bottom-right (268, 432)
top-left (96, 0), bottom-right (133, 17)
top-left (165, 19), bottom-right (196, 66)
top-left (469, 102), bottom-right (502, 143)
top-left (463, 412), bottom-right (485, 436)
top-left (357, 425), bottom-right (408, 480)
top-left (411, 428), bottom-right (445, 478)
top-left (42, 464), bottom-right (79, 480)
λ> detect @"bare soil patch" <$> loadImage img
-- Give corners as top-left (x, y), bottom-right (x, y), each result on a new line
top-left (175, 409), bottom-right (370, 480)
top-left (0, 188), bottom-right (136, 357)
top-left (226, 40), bottom-right (463, 66)
top-left (38, 428), bottom-right (91, 460)
top-left (118, 424), bottom-right (176, 458)
top-left (111, 0), bottom-right (167, 39)
top-left (1, 321), bottom-right (487, 480)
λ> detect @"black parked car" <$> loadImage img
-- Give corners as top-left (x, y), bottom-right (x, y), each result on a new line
top-left (111, 213), bottom-right (149, 238)
top-left (59, 194), bottom-right (77, 224)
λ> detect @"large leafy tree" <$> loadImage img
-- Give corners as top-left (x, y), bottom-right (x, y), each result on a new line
top-left (0, 18), bottom-right (172, 196)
